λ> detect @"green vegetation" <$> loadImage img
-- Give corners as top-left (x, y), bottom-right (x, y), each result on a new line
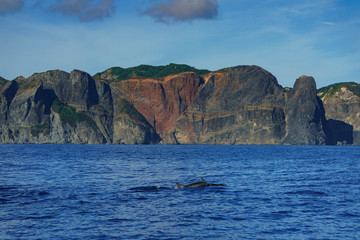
top-left (31, 124), bottom-right (48, 137)
top-left (118, 98), bottom-right (146, 123)
top-left (317, 82), bottom-right (360, 98)
top-left (51, 99), bottom-right (98, 130)
top-left (94, 63), bottom-right (210, 82)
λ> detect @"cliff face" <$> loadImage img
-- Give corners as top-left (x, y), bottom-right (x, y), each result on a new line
top-left (169, 66), bottom-right (287, 144)
top-left (110, 72), bottom-right (204, 141)
top-left (282, 76), bottom-right (327, 145)
top-left (318, 83), bottom-right (360, 145)
top-left (0, 70), bottom-right (159, 144)
top-left (0, 64), bottom-right (347, 145)
top-left (0, 77), bottom-right (8, 92)
top-left (168, 67), bottom-right (327, 145)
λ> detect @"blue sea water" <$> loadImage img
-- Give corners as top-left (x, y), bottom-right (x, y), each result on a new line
top-left (0, 145), bottom-right (360, 240)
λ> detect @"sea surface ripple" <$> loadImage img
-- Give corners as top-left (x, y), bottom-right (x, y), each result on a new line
top-left (0, 145), bottom-right (360, 239)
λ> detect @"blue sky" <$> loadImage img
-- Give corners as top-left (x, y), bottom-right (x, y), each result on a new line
top-left (1, 0), bottom-right (359, 87)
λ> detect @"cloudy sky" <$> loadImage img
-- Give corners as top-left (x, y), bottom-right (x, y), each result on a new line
top-left (1, 0), bottom-right (359, 87)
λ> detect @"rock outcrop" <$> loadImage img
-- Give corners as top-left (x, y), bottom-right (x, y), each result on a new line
top-left (282, 76), bottom-right (327, 145)
top-left (0, 70), bottom-right (159, 144)
top-left (110, 72), bottom-right (204, 140)
top-left (0, 77), bottom-right (8, 92)
top-left (169, 66), bottom-right (287, 144)
top-left (318, 82), bottom-right (360, 145)
top-left (0, 64), bottom-right (352, 145)
top-left (166, 67), bottom-right (328, 145)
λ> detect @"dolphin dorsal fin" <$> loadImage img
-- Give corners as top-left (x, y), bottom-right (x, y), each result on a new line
top-left (176, 183), bottom-right (184, 189)
top-left (201, 178), bottom-right (207, 183)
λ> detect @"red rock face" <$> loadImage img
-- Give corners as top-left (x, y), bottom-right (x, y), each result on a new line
top-left (111, 72), bottom-right (204, 139)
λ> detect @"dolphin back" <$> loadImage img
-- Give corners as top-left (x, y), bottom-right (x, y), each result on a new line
top-left (176, 178), bottom-right (225, 189)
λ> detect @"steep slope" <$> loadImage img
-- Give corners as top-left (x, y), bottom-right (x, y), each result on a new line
top-left (170, 66), bottom-right (286, 144)
top-left (110, 72), bottom-right (204, 140)
top-left (0, 64), bottom-right (349, 145)
top-left (318, 82), bottom-right (360, 144)
top-left (97, 63), bottom-right (210, 141)
top-left (283, 76), bottom-right (327, 145)
top-left (0, 70), bottom-right (159, 144)
top-left (0, 77), bottom-right (8, 92)
top-left (111, 90), bottom-right (160, 144)
top-left (169, 67), bottom-right (329, 145)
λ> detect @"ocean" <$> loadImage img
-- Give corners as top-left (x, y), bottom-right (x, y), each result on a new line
top-left (0, 144), bottom-right (359, 239)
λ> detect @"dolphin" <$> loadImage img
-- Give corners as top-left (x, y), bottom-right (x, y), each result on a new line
top-left (176, 178), bottom-right (226, 189)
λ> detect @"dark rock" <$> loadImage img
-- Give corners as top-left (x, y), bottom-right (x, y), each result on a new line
top-left (283, 76), bottom-right (327, 145)
top-left (170, 66), bottom-right (287, 144)
top-left (8, 78), bottom-right (45, 126)
top-left (39, 70), bottom-right (98, 109)
top-left (0, 69), bottom-right (159, 144)
top-left (0, 76), bottom-right (9, 92)
top-left (325, 119), bottom-right (353, 145)
top-left (0, 80), bottom-right (19, 124)
top-left (354, 131), bottom-right (360, 145)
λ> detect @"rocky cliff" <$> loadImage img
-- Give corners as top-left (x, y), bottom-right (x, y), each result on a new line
top-left (168, 66), bottom-right (286, 144)
top-left (0, 64), bottom-right (352, 144)
top-left (283, 76), bottom-right (327, 145)
top-left (0, 77), bottom-right (8, 92)
top-left (110, 72), bottom-right (204, 141)
top-left (318, 82), bottom-right (360, 145)
top-left (167, 67), bottom-right (327, 145)
top-left (0, 70), bottom-right (159, 144)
